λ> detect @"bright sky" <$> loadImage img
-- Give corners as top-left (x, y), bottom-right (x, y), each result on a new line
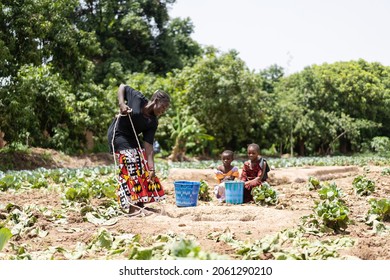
top-left (169, 0), bottom-right (390, 75)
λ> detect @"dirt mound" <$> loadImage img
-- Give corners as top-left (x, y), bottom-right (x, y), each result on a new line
top-left (268, 166), bottom-right (360, 184)
top-left (0, 147), bottom-right (112, 171)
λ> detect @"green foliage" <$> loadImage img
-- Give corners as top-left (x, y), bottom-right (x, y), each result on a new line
top-left (381, 167), bottom-right (390, 176)
top-left (76, 0), bottom-right (200, 83)
top-left (0, 0), bottom-right (99, 83)
top-left (273, 60), bottom-right (390, 155)
top-left (366, 198), bottom-right (390, 223)
top-left (318, 182), bottom-right (343, 201)
top-left (173, 50), bottom-right (265, 151)
top-left (198, 180), bottom-right (212, 201)
top-left (1, 65), bottom-right (72, 147)
top-left (312, 199), bottom-right (350, 232)
top-left (0, 227), bottom-right (13, 251)
top-left (251, 182), bottom-right (278, 205)
top-left (352, 175), bottom-right (375, 196)
top-left (307, 176), bottom-right (321, 190)
top-left (371, 136), bottom-right (390, 154)
top-left (65, 186), bottom-right (92, 203)
top-left (301, 182), bottom-right (350, 233)
top-left (213, 228), bottom-right (354, 260)
top-left (1, 0), bottom-right (390, 158)
top-left (269, 155), bottom-right (390, 168)
top-left (91, 228), bottom-right (113, 249)
top-left (127, 233), bottom-right (225, 260)
top-left (164, 108), bottom-right (214, 159)
top-left (0, 174), bottom-right (23, 191)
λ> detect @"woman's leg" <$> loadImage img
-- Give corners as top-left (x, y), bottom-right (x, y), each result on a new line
top-left (116, 149), bottom-right (143, 211)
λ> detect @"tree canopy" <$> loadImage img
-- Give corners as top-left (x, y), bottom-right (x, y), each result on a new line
top-left (1, 0), bottom-right (389, 158)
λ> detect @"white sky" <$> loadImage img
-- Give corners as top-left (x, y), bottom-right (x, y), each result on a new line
top-left (168, 0), bottom-right (390, 75)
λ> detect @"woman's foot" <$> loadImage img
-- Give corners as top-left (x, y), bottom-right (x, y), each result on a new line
top-left (128, 201), bottom-right (145, 216)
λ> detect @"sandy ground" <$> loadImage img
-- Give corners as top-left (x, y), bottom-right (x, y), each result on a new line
top-left (1, 157), bottom-right (390, 260)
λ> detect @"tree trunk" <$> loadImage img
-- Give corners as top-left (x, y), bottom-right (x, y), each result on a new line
top-left (298, 139), bottom-right (305, 156)
top-left (0, 131), bottom-right (6, 148)
top-left (168, 138), bottom-right (186, 162)
top-left (339, 136), bottom-right (350, 154)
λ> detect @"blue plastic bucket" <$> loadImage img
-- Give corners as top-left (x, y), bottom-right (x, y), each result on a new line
top-left (225, 181), bottom-right (244, 204)
top-left (174, 181), bottom-right (201, 207)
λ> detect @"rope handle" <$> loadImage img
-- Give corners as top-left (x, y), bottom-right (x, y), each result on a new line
top-left (111, 113), bottom-right (149, 170)
top-left (127, 114), bottom-right (149, 171)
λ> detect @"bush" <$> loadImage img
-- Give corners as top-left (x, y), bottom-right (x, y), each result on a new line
top-left (371, 136), bottom-right (390, 154)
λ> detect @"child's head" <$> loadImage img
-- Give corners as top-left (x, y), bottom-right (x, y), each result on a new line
top-left (247, 143), bottom-right (260, 161)
top-left (221, 150), bottom-right (234, 166)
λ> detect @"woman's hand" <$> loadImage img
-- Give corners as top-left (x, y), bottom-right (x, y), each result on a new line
top-left (148, 170), bottom-right (156, 182)
top-left (119, 103), bottom-right (132, 115)
top-left (144, 142), bottom-right (155, 182)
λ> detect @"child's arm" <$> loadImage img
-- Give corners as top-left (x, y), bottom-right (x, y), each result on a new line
top-left (242, 163), bottom-right (263, 189)
top-left (215, 165), bottom-right (224, 183)
top-left (244, 162), bottom-right (269, 189)
top-left (232, 166), bottom-right (239, 180)
top-left (244, 178), bottom-right (262, 189)
top-left (222, 167), bottom-right (238, 181)
top-left (241, 164), bottom-right (254, 189)
top-left (240, 164), bottom-right (248, 181)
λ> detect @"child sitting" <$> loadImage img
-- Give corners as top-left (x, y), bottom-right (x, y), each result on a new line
top-left (214, 150), bottom-right (239, 202)
top-left (240, 143), bottom-right (270, 203)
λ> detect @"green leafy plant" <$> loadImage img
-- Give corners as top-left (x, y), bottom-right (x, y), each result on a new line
top-left (0, 174), bottom-right (23, 191)
top-left (212, 228), bottom-right (354, 260)
top-left (314, 199), bottom-right (350, 231)
top-left (65, 186), bottom-right (92, 203)
top-left (366, 198), bottom-right (390, 224)
top-left (318, 182), bottom-right (343, 201)
top-left (301, 182), bottom-right (350, 233)
top-left (127, 233), bottom-right (225, 260)
top-left (381, 168), bottom-right (390, 176)
top-left (352, 175), bottom-right (375, 196)
top-left (252, 182), bottom-right (278, 205)
top-left (198, 180), bottom-right (212, 201)
top-left (0, 227), bottom-right (12, 251)
top-left (307, 176), bottom-right (321, 190)
top-left (371, 136), bottom-right (390, 154)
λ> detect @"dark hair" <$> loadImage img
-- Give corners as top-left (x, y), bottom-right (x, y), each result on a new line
top-left (221, 150), bottom-right (234, 159)
top-left (247, 143), bottom-right (260, 152)
top-left (151, 90), bottom-right (170, 104)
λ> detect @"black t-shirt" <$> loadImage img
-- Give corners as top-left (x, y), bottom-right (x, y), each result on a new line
top-left (107, 86), bottom-right (158, 152)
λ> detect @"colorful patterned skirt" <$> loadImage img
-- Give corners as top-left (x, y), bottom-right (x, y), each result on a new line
top-left (116, 148), bottom-right (165, 210)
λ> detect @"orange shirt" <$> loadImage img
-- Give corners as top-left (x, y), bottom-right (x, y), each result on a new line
top-left (215, 166), bottom-right (239, 183)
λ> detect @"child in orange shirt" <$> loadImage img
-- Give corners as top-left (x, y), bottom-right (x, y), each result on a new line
top-left (214, 150), bottom-right (239, 202)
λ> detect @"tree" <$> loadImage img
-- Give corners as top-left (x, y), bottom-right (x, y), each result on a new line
top-left (0, 0), bottom-right (100, 85)
top-left (75, 0), bottom-right (201, 84)
top-left (165, 108), bottom-right (214, 161)
top-left (175, 49), bottom-right (265, 153)
top-left (1, 65), bottom-right (73, 149)
top-left (273, 60), bottom-right (390, 155)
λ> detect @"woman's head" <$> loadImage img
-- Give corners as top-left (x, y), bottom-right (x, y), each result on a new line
top-left (151, 90), bottom-right (170, 116)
